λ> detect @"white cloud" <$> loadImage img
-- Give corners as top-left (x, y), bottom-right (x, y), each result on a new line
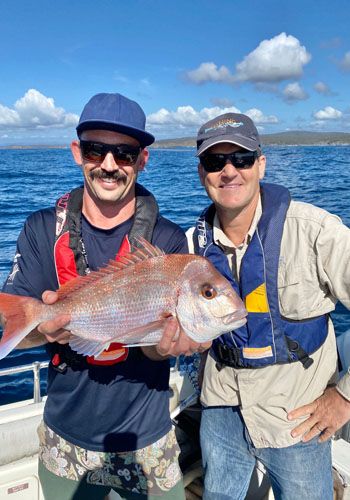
top-left (185, 62), bottom-right (235, 85)
top-left (339, 51), bottom-right (350, 71)
top-left (313, 106), bottom-right (342, 120)
top-left (235, 33), bottom-right (311, 83)
top-left (147, 105), bottom-right (278, 134)
top-left (282, 82), bottom-right (308, 102)
top-left (148, 105), bottom-right (238, 127)
top-left (314, 81), bottom-right (332, 95)
top-left (245, 108), bottom-right (279, 124)
top-left (0, 104), bottom-right (19, 126)
top-left (0, 89), bottom-right (78, 130)
top-left (184, 33), bottom-right (311, 86)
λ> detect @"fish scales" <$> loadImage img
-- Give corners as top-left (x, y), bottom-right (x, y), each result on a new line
top-left (0, 241), bottom-right (248, 359)
top-left (46, 255), bottom-right (180, 344)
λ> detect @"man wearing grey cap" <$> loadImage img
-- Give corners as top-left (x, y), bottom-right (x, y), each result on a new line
top-left (188, 112), bottom-right (350, 499)
top-left (2, 92), bottom-right (208, 499)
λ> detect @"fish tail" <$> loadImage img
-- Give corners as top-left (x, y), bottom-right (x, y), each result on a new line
top-left (0, 292), bottom-right (42, 360)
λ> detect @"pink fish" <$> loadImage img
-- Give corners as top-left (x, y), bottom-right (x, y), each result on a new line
top-left (0, 240), bottom-right (247, 359)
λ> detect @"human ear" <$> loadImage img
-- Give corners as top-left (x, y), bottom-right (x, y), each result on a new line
top-left (71, 140), bottom-right (83, 166)
top-left (138, 148), bottom-right (149, 171)
top-left (258, 155), bottom-right (266, 180)
top-left (198, 164), bottom-right (206, 186)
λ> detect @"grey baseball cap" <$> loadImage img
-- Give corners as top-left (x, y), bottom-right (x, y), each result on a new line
top-left (196, 112), bottom-right (261, 156)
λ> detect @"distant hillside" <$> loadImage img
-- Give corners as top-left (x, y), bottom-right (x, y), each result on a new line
top-left (152, 131), bottom-right (350, 148)
top-left (261, 131), bottom-right (350, 145)
top-left (1, 131), bottom-right (350, 150)
top-left (152, 137), bottom-right (196, 148)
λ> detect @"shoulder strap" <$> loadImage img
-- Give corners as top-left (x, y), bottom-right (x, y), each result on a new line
top-left (129, 183), bottom-right (159, 246)
top-left (56, 183), bottom-right (159, 276)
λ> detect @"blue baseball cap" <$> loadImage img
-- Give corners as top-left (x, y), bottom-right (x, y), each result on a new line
top-left (76, 93), bottom-right (155, 148)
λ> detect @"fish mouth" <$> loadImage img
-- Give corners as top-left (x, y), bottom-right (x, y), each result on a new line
top-left (221, 308), bottom-right (247, 325)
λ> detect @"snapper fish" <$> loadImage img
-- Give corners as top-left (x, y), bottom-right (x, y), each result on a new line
top-left (0, 239), bottom-right (247, 359)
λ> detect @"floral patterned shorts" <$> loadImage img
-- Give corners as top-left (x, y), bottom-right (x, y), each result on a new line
top-left (38, 421), bottom-right (182, 496)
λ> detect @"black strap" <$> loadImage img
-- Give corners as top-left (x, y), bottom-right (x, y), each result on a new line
top-left (66, 187), bottom-right (86, 276)
top-left (215, 339), bottom-right (314, 371)
top-left (215, 344), bottom-right (245, 369)
top-left (129, 183), bottom-right (159, 247)
top-left (285, 337), bottom-right (314, 369)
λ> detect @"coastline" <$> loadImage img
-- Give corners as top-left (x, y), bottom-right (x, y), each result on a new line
top-left (1, 131), bottom-right (350, 149)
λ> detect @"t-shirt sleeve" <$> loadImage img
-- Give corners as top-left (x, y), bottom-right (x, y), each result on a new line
top-left (151, 216), bottom-right (188, 255)
top-left (2, 209), bottom-right (58, 299)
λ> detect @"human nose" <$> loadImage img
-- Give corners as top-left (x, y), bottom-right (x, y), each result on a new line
top-left (100, 151), bottom-right (119, 171)
top-left (221, 160), bottom-right (239, 176)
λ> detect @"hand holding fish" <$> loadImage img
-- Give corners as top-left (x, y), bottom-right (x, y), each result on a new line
top-left (0, 240), bottom-right (247, 360)
top-left (141, 316), bottom-right (212, 360)
top-left (37, 290), bottom-right (71, 344)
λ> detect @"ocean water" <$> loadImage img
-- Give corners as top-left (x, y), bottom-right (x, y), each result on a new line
top-left (0, 146), bottom-right (349, 404)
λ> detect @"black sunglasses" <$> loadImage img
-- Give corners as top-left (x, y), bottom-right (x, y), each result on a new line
top-left (80, 140), bottom-right (141, 166)
top-left (199, 151), bottom-right (259, 172)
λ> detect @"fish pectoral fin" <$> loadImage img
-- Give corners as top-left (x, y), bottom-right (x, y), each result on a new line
top-left (69, 335), bottom-right (109, 357)
top-left (121, 319), bottom-right (168, 346)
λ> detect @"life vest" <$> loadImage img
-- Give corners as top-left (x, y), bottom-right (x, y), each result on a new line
top-left (192, 182), bottom-right (328, 369)
top-left (51, 183), bottom-right (159, 368)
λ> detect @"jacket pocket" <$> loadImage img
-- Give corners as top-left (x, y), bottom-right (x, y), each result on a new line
top-left (278, 263), bottom-right (307, 317)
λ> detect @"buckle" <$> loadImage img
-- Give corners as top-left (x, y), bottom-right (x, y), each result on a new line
top-left (216, 344), bottom-right (243, 368)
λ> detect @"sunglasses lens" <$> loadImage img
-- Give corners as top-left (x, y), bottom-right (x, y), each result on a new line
top-left (114, 149), bottom-right (140, 166)
top-left (80, 142), bottom-right (105, 162)
top-left (80, 141), bottom-right (140, 165)
top-left (200, 152), bottom-right (257, 172)
top-left (233, 152), bottom-right (257, 168)
top-left (200, 156), bottom-right (226, 172)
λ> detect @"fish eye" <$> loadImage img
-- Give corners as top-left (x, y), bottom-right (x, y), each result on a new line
top-left (201, 284), bottom-right (217, 300)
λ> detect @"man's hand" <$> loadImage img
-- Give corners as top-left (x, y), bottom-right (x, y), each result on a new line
top-left (141, 317), bottom-right (212, 360)
top-left (288, 386), bottom-right (350, 442)
top-left (37, 291), bottom-right (71, 344)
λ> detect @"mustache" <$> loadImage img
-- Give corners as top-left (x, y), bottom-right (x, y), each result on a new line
top-left (89, 169), bottom-right (127, 182)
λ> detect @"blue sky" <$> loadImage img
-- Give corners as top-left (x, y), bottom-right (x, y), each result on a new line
top-left (1, 0), bottom-right (350, 145)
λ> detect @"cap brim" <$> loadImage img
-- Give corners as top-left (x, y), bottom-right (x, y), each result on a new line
top-left (196, 135), bottom-right (259, 156)
top-left (76, 120), bottom-right (155, 148)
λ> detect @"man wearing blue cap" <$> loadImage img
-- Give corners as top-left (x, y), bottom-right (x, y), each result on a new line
top-left (188, 112), bottom-right (350, 499)
top-left (2, 93), bottom-right (207, 499)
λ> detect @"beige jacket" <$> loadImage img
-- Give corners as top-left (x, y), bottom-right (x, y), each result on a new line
top-left (187, 199), bottom-right (350, 448)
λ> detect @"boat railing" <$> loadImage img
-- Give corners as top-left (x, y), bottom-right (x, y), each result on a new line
top-left (0, 361), bottom-right (49, 404)
top-left (0, 358), bottom-right (184, 408)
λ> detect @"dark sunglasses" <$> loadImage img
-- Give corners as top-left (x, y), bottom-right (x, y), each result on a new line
top-left (80, 140), bottom-right (141, 166)
top-left (199, 151), bottom-right (259, 172)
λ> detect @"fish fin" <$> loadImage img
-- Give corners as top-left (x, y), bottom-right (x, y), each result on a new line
top-left (69, 335), bottom-right (109, 357)
top-left (56, 239), bottom-right (164, 300)
top-left (125, 342), bottom-right (157, 347)
top-left (130, 237), bottom-right (165, 258)
top-left (120, 319), bottom-right (168, 345)
top-left (0, 292), bottom-right (41, 360)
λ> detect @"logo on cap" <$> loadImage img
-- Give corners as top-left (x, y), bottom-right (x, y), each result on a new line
top-left (204, 119), bottom-right (244, 134)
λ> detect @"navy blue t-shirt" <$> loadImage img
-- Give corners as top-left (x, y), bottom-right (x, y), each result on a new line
top-left (3, 203), bottom-right (188, 452)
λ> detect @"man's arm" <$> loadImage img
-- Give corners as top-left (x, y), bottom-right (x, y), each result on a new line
top-left (288, 212), bottom-right (350, 441)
